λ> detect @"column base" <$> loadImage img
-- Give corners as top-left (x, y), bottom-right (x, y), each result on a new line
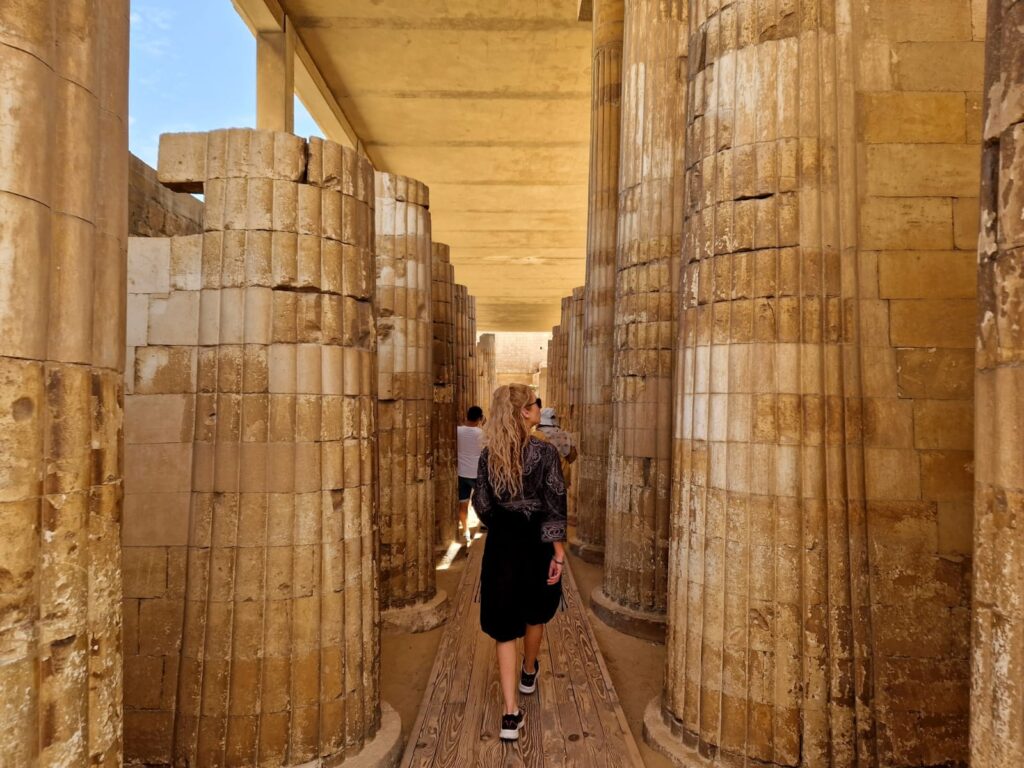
top-left (643, 697), bottom-right (714, 768)
top-left (381, 589), bottom-right (449, 634)
top-left (568, 537), bottom-right (604, 564)
top-left (590, 587), bottom-right (666, 643)
top-left (323, 700), bottom-right (403, 768)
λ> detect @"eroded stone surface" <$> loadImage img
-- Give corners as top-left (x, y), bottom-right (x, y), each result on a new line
top-left (0, 2), bottom-right (129, 765)
top-left (973, 2), bottom-right (1024, 766)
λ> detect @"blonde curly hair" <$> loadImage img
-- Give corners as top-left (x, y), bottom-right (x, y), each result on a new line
top-left (482, 383), bottom-right (535, 499)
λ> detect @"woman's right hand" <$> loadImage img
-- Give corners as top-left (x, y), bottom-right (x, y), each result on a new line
top-left (547, 557), bottom-right (564, 585)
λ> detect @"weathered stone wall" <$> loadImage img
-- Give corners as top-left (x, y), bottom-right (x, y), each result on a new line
top-left (123, 129), bottom-right (388, 765)
top-left (973, 2), bottom-right (1024, 765)
top-left (375, 172), bottom-right (446, 632)
top-left (432, 243), bottom-right (458, 550)
top-left (648, 0), bottom-right (982, 765)
top-left (0, 2), bottom-right (129, 764)
top-left (598, 0), bottom-right (686, 643)
top-left (576, 0), bottom-right (625, 563)
top-left (129, 153), bottom-right (203, 237)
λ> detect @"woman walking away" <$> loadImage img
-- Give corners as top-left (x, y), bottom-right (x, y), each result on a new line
top-left (473, 383), bottom-right (567, 741)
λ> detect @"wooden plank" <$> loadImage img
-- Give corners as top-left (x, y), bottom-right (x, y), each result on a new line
top-left (562, 563), bottom-right (646, 768)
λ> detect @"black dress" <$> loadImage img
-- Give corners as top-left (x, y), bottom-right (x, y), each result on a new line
top-left (474, 438), bottom-right (568, 642)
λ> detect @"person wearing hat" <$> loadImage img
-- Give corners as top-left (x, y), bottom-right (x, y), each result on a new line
top-left (532, 406), bottom-right (577, 485)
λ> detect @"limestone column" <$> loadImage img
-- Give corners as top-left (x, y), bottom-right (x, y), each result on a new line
top-left (594, 0), bottom-right (686, 643)
top-left (145, 129), bottom-right (399, 766)
top-left (431, 242), bottom-right (458, 551)
top-left (454, 284), bottom-right (471, 419)
top-left (375, 172), bottom-right (448, 633)
top-left (646, 2), bottom-right (875, 764)
top-left (575, 0), bottom-right (624, 563)
top-left (567, 286), bottom-right (586, 524)
top-left (0, 2), bottom-right (129, 764)
top-left (546, 324), bottom-right (564, 413)
top-left (556, 294), bottom-right (574, 415)
top-left (973, 3), bottom-right (1024, 766)
top-left (477, 332), bottom-right (497, 414)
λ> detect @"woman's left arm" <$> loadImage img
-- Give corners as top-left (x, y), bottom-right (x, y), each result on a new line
top-left (540, 446), bottom-right (568, 545)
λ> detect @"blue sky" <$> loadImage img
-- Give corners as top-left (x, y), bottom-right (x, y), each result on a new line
top-left (129, 0), bottom-right (321, 167)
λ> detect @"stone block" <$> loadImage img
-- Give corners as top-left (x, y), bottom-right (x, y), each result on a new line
top-left (937, 501), bottom-right (973, 555)
top-left (170, 234), bottom-right (203, 290)
top-left (920, 450), bottom-right (973, 501)
top-left (125, 393), bottom-right (195, 444)
top-left (122, 493), bottom-right (191, 547)
top-left (127, 294), bottom-right (149, 348)
top-left (865, 145), bottom-right (981, 198)
top-left (134, 346), bottom-right (197, 394)
top-left (913, 400), bottom-right (973, 450)
top-left (122, 547), bottom-right (168, 599)
top-left (894, 42), bottom-right (986, 91)
top-left (124, 443), bottom-right (193, 494)
top-left (889, 299), bottom-right (975, 348)
top-left (865, 447), bottom-right (921, 500)
top-left (128, 236), bottom-right (171, 294)
top-left (882, 0), bottom-right (972, 41)
top-left (953, 198), bottom-right (980, 251)
top-left (148, 291), bottom-right (200, 346)
top-left (896, 348), bottom-right (974, 400)
top-left (877, 251), bottom-right (975, 299)
top-left (860, 197), bottom-right (953, 250)
top-left (860, 92), bottom-right (967, 144)
top-left (157, 132), bottom-right (208, 193)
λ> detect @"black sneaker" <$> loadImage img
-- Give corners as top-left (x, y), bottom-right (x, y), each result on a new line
top-left (499, 709), bottom-right (525, 741)
top-left (519, 659), bottom-right (539, 694)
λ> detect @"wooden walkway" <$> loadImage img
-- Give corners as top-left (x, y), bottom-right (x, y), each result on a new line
top-left (400, 539), bottom-right (645, 768)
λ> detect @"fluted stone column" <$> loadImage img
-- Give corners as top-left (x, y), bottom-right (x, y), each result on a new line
top-left (431, 243), bottom-right (458, 551)
top-left (575, 0), bottom-right (625, 564)
top-left (134, 130), bottom-right (400, 767)
top-left (476, 332), bottom-right (497, 414)
top-left (454, 284), bottom-right (471, 418)
top-left (646, 3), bottom-right (870, 765)
top-left (375, 172), bottom-right (448, 633)
top-left (594, 0), bottom-right (686, 643)
top-left (556, 294), bottom-right (574, 416)
top-left (973, 4), bottom-right (1024, 766)
top-left (546, 324), bottom-right (565, 414)
top-left (567, 286), bottom-right (586, 524)
top-left (0, 3), bottom-right (129, 764)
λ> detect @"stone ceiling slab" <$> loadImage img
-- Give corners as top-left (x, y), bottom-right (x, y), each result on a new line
top-left (272, 0), bottom-right (590, 331)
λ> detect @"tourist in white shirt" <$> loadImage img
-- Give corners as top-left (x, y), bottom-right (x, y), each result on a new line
top-left (456, 405), bottom-right (485, 540)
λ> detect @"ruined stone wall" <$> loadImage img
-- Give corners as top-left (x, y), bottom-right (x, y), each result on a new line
top-left (129, 153), bottom-right (204, 237)
top-left (0, 3), bottom-right (129, 764)
top-left (123, 129), bottom-right (386, 765)
top-left (972, 2), bottom-right (1024, 765)
top-left (577, 0), bottom-right (625, 562)
top-left (432, 243), bottom-right (458, 550)
top-left (375, 172), bottom-right (446, 632)
top-left (649, 0), bottom-right (982, 765)
top-left (598, 0), bottom-right (686, 642)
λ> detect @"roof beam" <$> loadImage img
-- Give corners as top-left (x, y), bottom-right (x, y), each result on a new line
top-left (230, 0), bottom-right (365, 153)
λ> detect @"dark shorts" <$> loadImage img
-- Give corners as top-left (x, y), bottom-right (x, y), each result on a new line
top-left (458, 476), bottom-right (476, 501)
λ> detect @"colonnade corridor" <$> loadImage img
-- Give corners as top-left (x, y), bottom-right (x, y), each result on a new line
top-left (3, 0), bottom-right (1024, 767)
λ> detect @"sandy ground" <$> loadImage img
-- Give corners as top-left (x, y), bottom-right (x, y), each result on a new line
top-left (379, 535), bottom-right (673, 767)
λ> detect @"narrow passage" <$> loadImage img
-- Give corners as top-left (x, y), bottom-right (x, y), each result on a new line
top-left (400, 539), bottom-right (645, 767)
